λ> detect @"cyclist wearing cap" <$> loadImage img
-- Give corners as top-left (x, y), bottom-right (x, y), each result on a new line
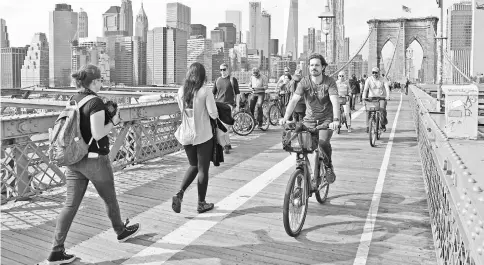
top-left (248, 67), bottom-right (268, 129)
top-left (280, 53), bottom-right (340, 183)
top-left (362, 67), bottom-right (390, 132)
top-left (336, 71), bottom-right (352, 133)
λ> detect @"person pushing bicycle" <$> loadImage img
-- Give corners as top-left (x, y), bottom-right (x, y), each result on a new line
top-left (280, 53), bottom-right (340, 184)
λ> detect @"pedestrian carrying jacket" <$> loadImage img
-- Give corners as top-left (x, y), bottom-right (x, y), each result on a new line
top-left (216, 102), bottom-right (234, 125)
top-left (210, 118), bottom-right (225, 166)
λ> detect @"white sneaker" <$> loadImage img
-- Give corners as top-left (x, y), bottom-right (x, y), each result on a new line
top-left (348, 126), bottom-right (352, 133)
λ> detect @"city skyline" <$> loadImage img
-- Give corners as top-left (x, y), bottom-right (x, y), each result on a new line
top-left (0, 0), bottom-right (460, 60)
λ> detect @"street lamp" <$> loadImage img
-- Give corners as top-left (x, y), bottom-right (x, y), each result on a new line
top-left (318, 0), bottom-right (335, 61)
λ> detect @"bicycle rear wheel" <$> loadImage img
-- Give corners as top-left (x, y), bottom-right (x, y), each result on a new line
top-left (376, 113), bottom-right (381, 140)
top-left (259, 103), bottom-right (270, 131)
top-left (268, 104), bottom-right (279, 126)
top-left (369, 115), bottom-right (377, 147)
top-left (283, 169), bottom-right (308, 237)
top-left (232, 111), bottom-right (255, 136)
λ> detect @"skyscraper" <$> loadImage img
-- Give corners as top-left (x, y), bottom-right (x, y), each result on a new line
top-left (187, 37), bottom-right (212, 81)
top-left (190, 24), bottom-right (206, 38)
top-left (103, 6), bottom-right (127, 37)
top-left (1, 47), bottom-right (27, 88)
top-left (147, 27), bottom-right (167, 85)
top-left (248, 2), bottom-right (261, 49)
top-left (226, 10), bottom-right (242, 43)
top-left (120, 0), bottom-right (133, 36)
top-left (0, 19), bottom-right (9, 48)
top-left (308, 27), bottom-right (316, 54)
top-left (303, 35), bottom-right (308, 55)
top-left (166, 27), bottom-right (187, 84)
top-left (49, 3), bottom-right (78, 87)
top-left (218, 23), bottom-right (237, 46)
top-left (135, 2), bottom-right (148, 42)
top-left (344, 37), bottom-right (349, 61)
top-left (258, 11), bottom-right (271, 60)
top-left (447, 1), bottom-right (472, 84)
top-left (166, 2), bottom-right (191, 33)
top-left (211, 28), bottom-right (225, 43)
top-left (285, 0), bottom-right (298, 58)
top-left (270, 39), bottom-right (279, 55)
top-left (132, 36), bottom-right (146, 86)
top-left (78, 8), bottom-right (88, 38)
top-left (21, 33), bottom-right (49, 87)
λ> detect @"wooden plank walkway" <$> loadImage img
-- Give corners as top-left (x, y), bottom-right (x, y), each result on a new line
top-left (1, 92), bottom-right (437, 265)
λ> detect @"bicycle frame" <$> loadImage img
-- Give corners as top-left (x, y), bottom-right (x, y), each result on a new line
top-left (295, 150), bottom-right (322, 199)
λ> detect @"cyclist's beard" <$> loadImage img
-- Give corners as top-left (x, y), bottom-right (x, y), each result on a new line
top-left (310, 69), bottom-right (322, 77)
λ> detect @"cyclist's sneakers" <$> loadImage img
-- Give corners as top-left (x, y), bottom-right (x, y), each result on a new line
top-left (47, 250), bottom-right (76, 264)
top-left (224, 145), bottom-right (230, 154)
top-left (197, 201), bottom-right (214, 213)
top-left (325, 166), bottom-right (336, 184)
top-left (172, 190), bottom-right (184, 213)
top-left (117, 218), bottom-right (141, 242)
top-left (348, 126), bottom-right (352, 133)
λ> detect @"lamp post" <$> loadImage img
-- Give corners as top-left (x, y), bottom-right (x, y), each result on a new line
top-left (318, 0), bottom-right (335, 61)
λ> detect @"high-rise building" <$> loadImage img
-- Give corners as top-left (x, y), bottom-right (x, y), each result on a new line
top-left (78, 8), bottom-right (88, 38)
top-left (303, 35), bottom-right (308, 54)
top-left (120, 0), bottom-right (133, 36)
top-left (308, 27), bottom-right (316, 54)
top-left (132, 36), bottom-right (146, 85)
top-left (1, 19), bottom-right (9, 48)
top-left (167, 2), bottom-right (191, 33)
top-left (49, 4), bottom-right (78, 87)
top-left (187, 37), bottom-right (212, 81)
top-left (211, 28), bottom-right (225, 43)
top-left (328, 0), bottom-right (345, 64)
top-left (218, 23), bottom-right (237, 46)
top-left (344, 37), bottom-right (349, 61)
top-left (76, 38), bottom-right (110, 83)
top-left (135, 2), bottom-right (148, 42)
top-left (246, 30), bottom-right (250, 45)
top-left (249, 2), bottom-right (261, 49)
top-left (114, 36), bottom-right (134, 85)
top-left (212, 48), bottom-right (225, 81)
top-left (285, 0), bottom-right (298, 58)
top-left (147, 27), bottom-right (166, 85)
top-left (270, 39), bottom-right (279, 55)
top-left (1, 47), bottom-right (27, 88)
top-left (191, 24), bottom-right (206, 38)
top-left (166, 27), bottom-right (187, 85)
top-left (258, 11), bottom-right (271, 60)
top-left (21, 33), bottom-right (49, 87)
top-left (471, 0), bottom-right (484, 79)
top-left (103, 6), bottom-right (128, 37)
top-left (447, 1), bottom-right (472, 84)
top-left (226, 10), bottom-right (242, 43)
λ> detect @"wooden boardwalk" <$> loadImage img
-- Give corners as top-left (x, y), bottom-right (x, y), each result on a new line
top-left (1, 92), bottom-right (437, 265)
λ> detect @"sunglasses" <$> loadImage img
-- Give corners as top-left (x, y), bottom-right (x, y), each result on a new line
top-left (338, 75), bottom-right (344, 77)
top-left (220, 68), bottom-right (227, 71)
top-left (372, 72), bottom-right (379, 74)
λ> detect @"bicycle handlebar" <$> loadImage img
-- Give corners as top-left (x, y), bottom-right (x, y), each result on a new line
top-left (283, 122), bottom-right (329, 134)
top-left (364, 97), bottom-right (386, 102)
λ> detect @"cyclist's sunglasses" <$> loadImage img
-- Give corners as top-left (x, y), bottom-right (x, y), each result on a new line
top-left (220, 68), bottom-right (227, 71)
top-left (372, 71), bottom-right (379, 74)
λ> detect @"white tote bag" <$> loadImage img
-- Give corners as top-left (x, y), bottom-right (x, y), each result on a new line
top-left (174, 109), bottom-right (195, 145)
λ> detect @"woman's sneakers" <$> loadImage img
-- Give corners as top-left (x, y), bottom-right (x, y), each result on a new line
top-left (197, 201), bottom-right (214, 213)
top-left (47, 250), bottom-right (76, 265)
top-left (172, 190), bottom-right (184, 213)
top-left (117, 218), bottom-right (141, 242)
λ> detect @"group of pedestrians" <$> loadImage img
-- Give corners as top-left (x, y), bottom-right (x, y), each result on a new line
top-left (46, 54), bottom-right (392, 264)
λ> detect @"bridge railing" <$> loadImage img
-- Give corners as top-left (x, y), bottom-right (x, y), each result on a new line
top-left (409, 85), bottom-right (482, 265)
top-left (1, 101), bottom-right (182, 202)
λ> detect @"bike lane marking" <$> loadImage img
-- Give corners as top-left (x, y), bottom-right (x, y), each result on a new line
top-left (353, 93), bottom-right (403, 265)
top-left (120, 153), bottom-right (295, 264)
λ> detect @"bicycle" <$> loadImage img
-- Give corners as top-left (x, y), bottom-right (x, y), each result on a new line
top-left (267, 91), bottom-right (286, 126)
top-left (232, 92), bottom-right (269, 136)
top-left (336, 95), bottom-right (351, 134)
top-left (281, 122), bottom-right (331, 237)
top-left (364, 97), bottom-right (385, 147)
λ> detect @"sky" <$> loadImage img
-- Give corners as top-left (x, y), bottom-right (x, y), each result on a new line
top-left (0, 0), bottom-right (464, 73)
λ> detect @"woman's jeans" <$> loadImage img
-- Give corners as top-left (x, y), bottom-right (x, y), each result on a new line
top-left (249, 93), bottom-right (265, 126)
top-left (52, 155), bottom-right (125, 252)
top-left (181, 139), bottom-right (213, 202)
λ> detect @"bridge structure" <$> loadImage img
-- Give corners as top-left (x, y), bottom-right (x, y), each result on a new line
top-left (1, 17), bottom-right (484, 265)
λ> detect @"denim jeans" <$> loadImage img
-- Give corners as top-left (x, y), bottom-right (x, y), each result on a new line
top-left (249, 93), bottom-right (265, 126)
top-left (51, 155), bottom-right (124, 252)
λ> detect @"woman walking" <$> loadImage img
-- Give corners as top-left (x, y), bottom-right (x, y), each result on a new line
top-left (172, 62), bottom-right (219, 214)
top-left (47, 64), bottom-right (140, 265)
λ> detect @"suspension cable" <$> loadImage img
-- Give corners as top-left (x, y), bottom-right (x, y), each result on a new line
top-left (329, 27), bottom-right (374, 77)
top-left (385, 25), bottom-right (402, 76)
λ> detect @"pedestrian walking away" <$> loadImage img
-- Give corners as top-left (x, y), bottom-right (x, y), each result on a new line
top-left (173, 62), bottom-right (219, 215)
top-left (47, 64), bottom-right (140, 265)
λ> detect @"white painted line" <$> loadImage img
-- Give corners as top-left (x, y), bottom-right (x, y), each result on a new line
top-left (121, 155), bottom-right (296, 264)
top-left (353, 93), bottom-right (403, 265)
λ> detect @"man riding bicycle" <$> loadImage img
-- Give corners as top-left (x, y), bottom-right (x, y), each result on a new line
top-left (280, 53), bottom-right (340, 183)
top-left (362, 67), bottom-right (390, 132)
top-left (336, 71), bottom-right (352, 132)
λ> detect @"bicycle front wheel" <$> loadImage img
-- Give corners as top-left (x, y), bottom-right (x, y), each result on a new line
top-left (268, 104), bottom-right (280, 126)
top-left (376, 113), bottom-right (381, 140)
top-left (283, 168), bottom-right (308, 237)
top-left (232, 111), bottom-right (255, 136)
top-left (315, 163), bottom-right (330, 204)
top-left (369, 115), bottom-right (377, 147)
